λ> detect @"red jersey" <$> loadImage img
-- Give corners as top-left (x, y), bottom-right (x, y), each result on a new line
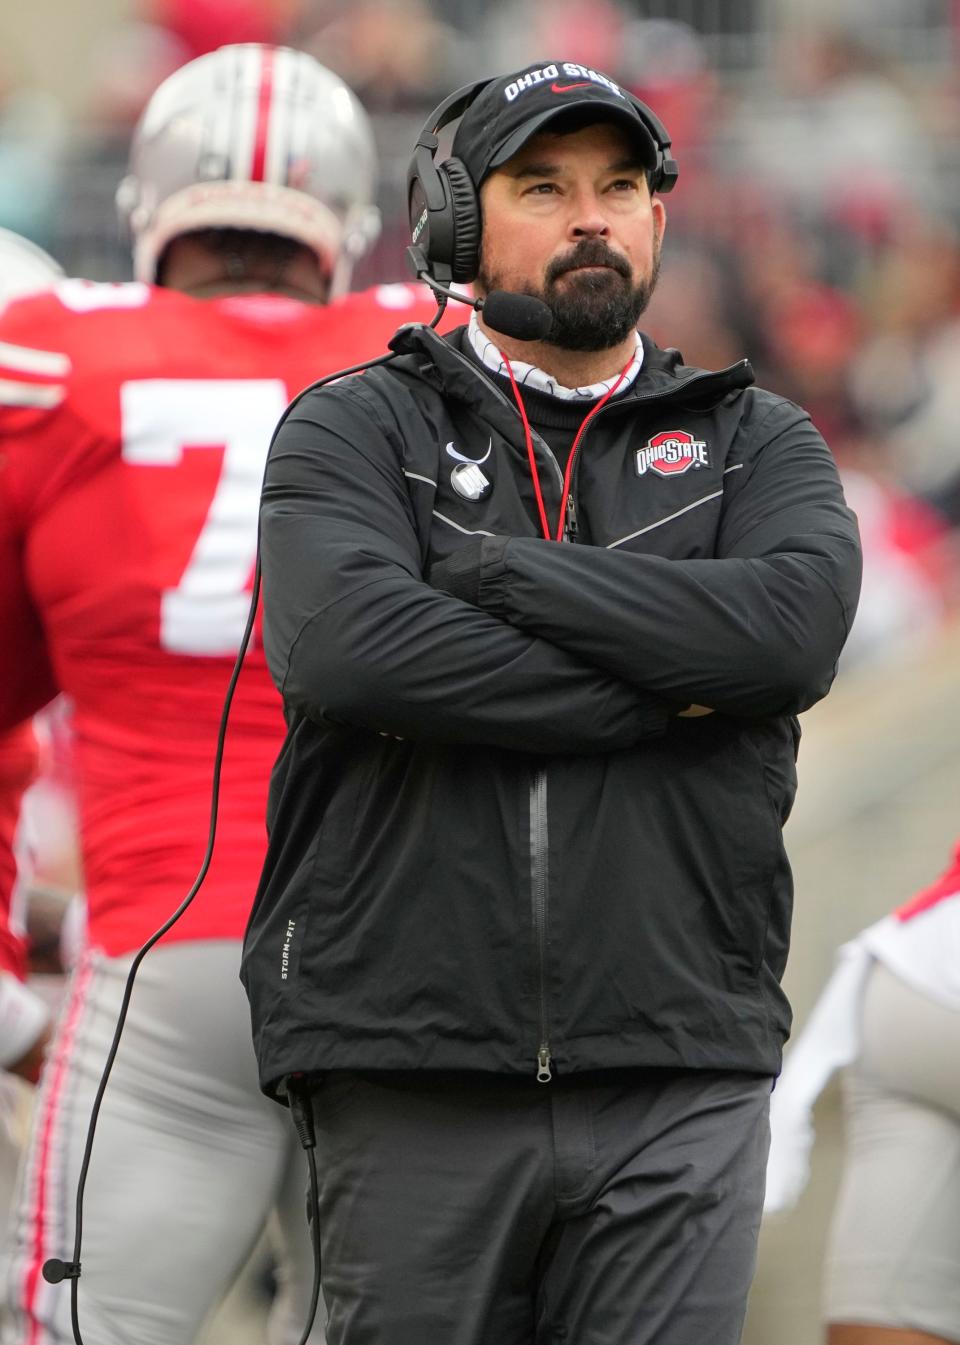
top-left (895, 841), bottom-right (960, 922)
top-left (0, 279), bottom-right (448, 955)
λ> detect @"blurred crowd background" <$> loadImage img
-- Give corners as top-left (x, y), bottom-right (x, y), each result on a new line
top-left (2, 3), bottom-right (960, 1343)
top-left (4, 0), bottom-right (960, 669)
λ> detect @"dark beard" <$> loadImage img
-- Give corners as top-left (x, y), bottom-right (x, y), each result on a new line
top-left (478, 237), bottom-right (660, 351)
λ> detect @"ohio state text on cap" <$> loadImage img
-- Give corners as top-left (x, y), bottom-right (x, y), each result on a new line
top-left (451, 62), bottom-right (661, 187)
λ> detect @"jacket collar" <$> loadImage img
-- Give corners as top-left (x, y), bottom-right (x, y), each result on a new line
top-left (387, 321), bottom-right (755, 424)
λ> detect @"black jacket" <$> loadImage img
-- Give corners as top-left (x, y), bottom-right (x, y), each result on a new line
top-left (241, 325), bottom-right (862, 1097)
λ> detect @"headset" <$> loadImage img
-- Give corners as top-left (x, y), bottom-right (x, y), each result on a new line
top-left (406, 76), bottom-right (680, 289)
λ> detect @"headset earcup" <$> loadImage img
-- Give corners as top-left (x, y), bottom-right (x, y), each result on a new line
top-left (441, 157), bottom-right (481, 283)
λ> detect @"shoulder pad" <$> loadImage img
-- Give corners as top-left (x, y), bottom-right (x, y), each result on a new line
top-left (0, 295), bottom-right (70, 413)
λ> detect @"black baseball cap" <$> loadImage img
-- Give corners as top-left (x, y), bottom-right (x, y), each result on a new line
top-left (451, 61), bottom-right (667, 189)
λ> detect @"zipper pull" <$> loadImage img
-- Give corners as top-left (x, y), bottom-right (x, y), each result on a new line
top-left (564, 495), bottom-right (578, 543)
top-left (536, 1044), bottom-right (553, 1083)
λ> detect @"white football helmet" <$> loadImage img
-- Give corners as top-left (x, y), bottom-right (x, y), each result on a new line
top-left (0, 229), bottom-right (64, 307)
top-left (116, 44), bottom-right (381, 295)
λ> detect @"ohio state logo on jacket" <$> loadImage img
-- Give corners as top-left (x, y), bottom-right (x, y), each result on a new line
top-left (636, 430), bottom-right (709, 478)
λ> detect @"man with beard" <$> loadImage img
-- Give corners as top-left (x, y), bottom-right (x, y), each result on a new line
top-left (244, 63), bottom-right (862, 1345)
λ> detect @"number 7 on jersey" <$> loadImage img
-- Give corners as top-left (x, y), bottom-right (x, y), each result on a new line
top-left (121, 379), bottom-right (288, 655)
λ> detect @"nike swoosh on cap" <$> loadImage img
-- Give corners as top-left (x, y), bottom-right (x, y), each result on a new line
top-left (551, 81), bottom-right (592, 93)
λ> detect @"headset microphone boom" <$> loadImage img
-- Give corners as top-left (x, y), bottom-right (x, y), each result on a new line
top-left (406, 242), bottom-right (554, 341)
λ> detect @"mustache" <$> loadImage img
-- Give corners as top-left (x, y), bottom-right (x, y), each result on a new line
top-left (546, 241), bottom-right (632, 284)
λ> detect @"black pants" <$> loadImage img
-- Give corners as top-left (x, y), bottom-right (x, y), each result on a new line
top-left (309, 1067), bottom-right (771, 1344)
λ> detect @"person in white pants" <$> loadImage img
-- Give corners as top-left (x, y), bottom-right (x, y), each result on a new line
top-left (765, 841), bottom-right (960, 1345)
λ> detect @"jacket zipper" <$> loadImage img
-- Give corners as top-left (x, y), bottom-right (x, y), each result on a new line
top-left (529, 766), bottom-right (552, 1081)
top-left (439, 343), bottom-right (566, 1081)
top-left (431, 339), bottom-right (749, 1072)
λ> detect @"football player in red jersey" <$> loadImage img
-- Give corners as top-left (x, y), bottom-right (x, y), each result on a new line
top-left (0, 45), bottom-right (446, 1345)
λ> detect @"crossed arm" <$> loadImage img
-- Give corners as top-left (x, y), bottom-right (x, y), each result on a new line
top-left (260, 388), bottom-right (861, 749)
top-left (429, 404), bottom-right (862, 719)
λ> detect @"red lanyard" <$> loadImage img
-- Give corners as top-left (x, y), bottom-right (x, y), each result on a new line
top-left (501, 353), bottom-right (632, 542)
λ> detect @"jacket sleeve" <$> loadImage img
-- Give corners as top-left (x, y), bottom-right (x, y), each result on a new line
top-left (470, 401), bottom-right (862, 717)
top-left (259, 384), bottom-right (670, 753)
